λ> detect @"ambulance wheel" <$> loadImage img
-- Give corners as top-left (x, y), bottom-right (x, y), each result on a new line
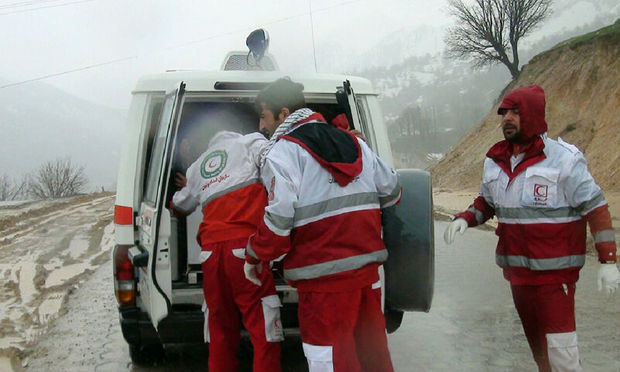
top-left (128, 342), bottom-right (165, 366)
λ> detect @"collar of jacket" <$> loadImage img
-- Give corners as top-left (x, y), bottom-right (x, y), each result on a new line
top-left (281, 117), bottom-right (363, 187)
top-left (486, 136), bottom-right (546, 184)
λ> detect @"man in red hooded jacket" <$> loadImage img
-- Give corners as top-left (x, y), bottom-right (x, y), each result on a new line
top-left (443, 85), bottom-right (619, 371)
top-left (244, 78), bottom-right (401, 372)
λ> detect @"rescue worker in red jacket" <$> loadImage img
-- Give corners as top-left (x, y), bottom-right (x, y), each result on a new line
top-left (171, 130), bottom-right (283, 372)
top-left (443, 85), bottom-right (619, 372)
top-left (243, 78), bottom-right (401, 372)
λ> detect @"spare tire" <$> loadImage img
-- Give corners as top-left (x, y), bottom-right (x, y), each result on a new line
top-left (382, 169), bottom-right (434, 313)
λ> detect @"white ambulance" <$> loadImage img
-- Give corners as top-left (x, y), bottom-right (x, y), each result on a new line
top-left (113, 32), bottom-right (434, 365)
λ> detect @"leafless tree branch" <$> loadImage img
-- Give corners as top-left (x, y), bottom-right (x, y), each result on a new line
top-left (28, 158), bottom-right (88, 199)
top-left (445, 0), bottom-right (552, 79)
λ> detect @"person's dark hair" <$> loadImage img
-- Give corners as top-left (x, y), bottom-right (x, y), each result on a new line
top-left (255, 77), bottom-right (305, 116)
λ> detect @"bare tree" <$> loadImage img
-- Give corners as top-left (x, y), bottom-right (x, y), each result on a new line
top-left (445, 0), bottom-right (552, 79)
top-left (0, 174), bottom-right (27, 201)
top-left (0, 174), bottom-right (14, 201)
top-left (29, 158), bottom-right (88, 199)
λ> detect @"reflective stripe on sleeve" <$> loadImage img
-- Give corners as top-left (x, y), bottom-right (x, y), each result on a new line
top-left (467, 207), bottom-right (485, 225)
top-left (379, 184), bottom-right (401, 208)
top-left (496, 254), bottom-right (585, 270)
top-left (284, 249), bottom-right (387, 281)
top-left (594, 229), bottom-right (616, 244)
top-left (575, 192), bottom-right (606, 215)
top-left (264, 212), bottom-right (294, 233)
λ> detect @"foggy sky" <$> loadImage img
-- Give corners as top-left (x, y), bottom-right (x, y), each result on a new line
top-left (0, 0), bottom-right (448, 110)
top-left (0, 0), bottom-right (617, 191)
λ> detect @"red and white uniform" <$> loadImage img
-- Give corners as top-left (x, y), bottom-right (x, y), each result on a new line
top-left (455, 85), bottom-right (616, 372)
top-left (172, 131), bottom-right (282, 372)
top-left (246, 110), bottom-right (401, 372)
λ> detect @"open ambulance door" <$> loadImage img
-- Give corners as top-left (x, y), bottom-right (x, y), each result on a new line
top-left (136, 82), bottom-right (186, 330)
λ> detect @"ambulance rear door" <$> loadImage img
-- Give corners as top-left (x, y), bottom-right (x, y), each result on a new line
top-left (135, 82), bottom-right (186, 330)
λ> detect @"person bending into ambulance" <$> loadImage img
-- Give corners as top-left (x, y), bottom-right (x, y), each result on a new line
top-left (243, 78), bottom-right (401, 372)
top-left (171, 130), bottom-right (283, 372)
top-left (443, 85), bottom-right (619, 372)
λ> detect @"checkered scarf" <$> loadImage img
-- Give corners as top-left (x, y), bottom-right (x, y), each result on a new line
top-left (258, 108), bottom-right (315, 167)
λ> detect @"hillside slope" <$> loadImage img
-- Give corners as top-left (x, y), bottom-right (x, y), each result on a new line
top-left (431, 20), bottom-right (620, 192)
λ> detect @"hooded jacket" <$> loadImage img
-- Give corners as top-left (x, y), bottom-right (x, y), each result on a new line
top-left (247, 110), bottom-right (401, 292)
top-left (455, 85), bottom-right (616, 285)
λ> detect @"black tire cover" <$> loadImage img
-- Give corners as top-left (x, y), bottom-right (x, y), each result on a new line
top-left (382, 169), bottom-right (434, 312)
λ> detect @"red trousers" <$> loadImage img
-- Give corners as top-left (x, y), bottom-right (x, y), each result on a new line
top-left (511, 283), bottom-right (580, 372)
top-left (298, 282), bottom-right (394, 372)
top-left (201, 238), bottom-right (282, 372)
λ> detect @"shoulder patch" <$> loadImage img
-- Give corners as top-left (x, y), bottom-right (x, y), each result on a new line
top-left (200, 150), bottom-right (228, 178)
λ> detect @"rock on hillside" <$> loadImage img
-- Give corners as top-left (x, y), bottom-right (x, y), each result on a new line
top-left (431, 20), bottom-right (620, 192)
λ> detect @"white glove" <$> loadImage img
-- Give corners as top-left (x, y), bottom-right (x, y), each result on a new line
top-left (597, 263), bottom-right (620, 295)
top-left (443, 218), bottom-right (468, 244)
top-left (244, 261), bottom-right (263, 286)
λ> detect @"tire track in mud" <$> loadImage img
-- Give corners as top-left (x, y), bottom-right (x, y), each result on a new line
top-left (0, 194), bottom-right (114, 249)
top-left (0, 193), bottom-right (115, 367)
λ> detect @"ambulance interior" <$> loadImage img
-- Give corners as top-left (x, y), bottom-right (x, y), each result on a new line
top-left (163, 97), bottom-right (350, 291)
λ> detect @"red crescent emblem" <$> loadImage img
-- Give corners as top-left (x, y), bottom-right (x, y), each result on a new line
top-left (534, 184), bottom-right (547, 197)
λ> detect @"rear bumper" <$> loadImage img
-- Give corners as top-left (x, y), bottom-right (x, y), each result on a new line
top-left (119, 306), bottom-right (203, 345)
top-left (119, 302), bottom-right (300, 345)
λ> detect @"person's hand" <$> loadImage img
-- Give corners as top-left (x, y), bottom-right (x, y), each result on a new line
top-left (597, 263), bottom-right (620, 295)
top-left (244, 261), bottom-right (263, 286)
top-left (443, 218), bottom-right (468, 244)
top-left (350, 129), bottom-right (366, 142)
top-left (175, 172), bottom-right (187, 188)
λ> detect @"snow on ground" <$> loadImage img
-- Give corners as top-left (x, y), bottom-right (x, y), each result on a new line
top-left (0, 193), bottom-right (115, 370)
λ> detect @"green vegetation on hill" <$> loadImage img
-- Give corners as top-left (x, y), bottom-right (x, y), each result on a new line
top-left (546, 18), bottom-right (620, 53)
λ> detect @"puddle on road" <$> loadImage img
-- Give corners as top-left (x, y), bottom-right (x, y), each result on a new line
top-left (67, 234), bottom-right (90, 259)
top-left (0, 336), bottom-right (22, 351)
top-left (43, 262), bottom-right (91, 288)
top-left (38, 293), bottom-right (66, 324)
top-left (17, 261), bottom-right (37, 305)
top-left (0, 356), bottom-right (16, 372)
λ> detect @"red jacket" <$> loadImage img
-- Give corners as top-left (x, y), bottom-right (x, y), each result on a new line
top-left (456, 86), bottom-right (616, 285)
top-left (247, 110), bottom-right (401, 292)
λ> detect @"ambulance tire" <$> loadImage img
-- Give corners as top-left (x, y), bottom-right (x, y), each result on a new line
top-left (382, 168), bottom-right (434, 312)
top-left (128, 342), bottom-right (165, 366)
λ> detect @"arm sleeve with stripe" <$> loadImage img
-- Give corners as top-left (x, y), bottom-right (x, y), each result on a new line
top-left (563, 152), bottom-right (616, 262)
top-left (247, 148), bottom-right (299, 263)
top-left (454, 195), bottom-right (495, 227)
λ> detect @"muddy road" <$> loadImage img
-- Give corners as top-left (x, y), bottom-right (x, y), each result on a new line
top-left (13, 215), bottom-right (620, 371)
top-left (0, 193), bottom-right (115, 371)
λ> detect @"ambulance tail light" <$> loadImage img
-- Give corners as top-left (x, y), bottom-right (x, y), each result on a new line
top-left (114, 244), bottom-right (136, 307)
